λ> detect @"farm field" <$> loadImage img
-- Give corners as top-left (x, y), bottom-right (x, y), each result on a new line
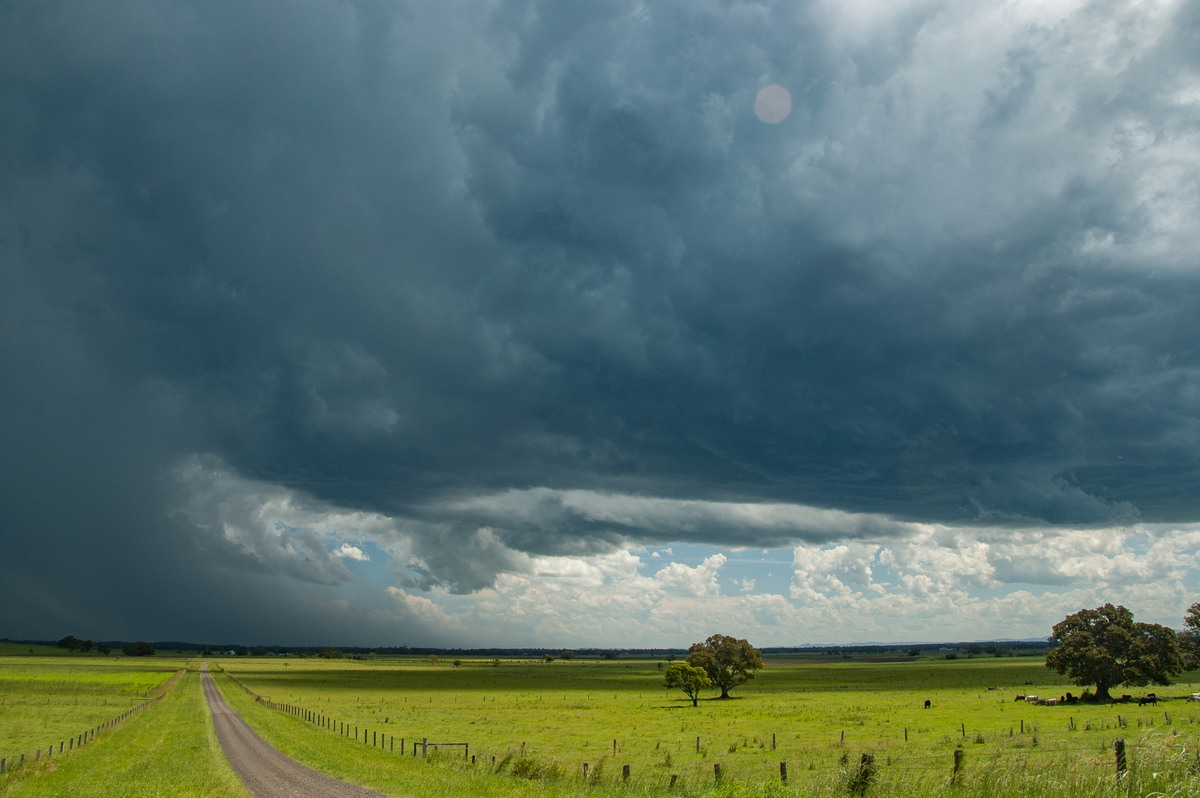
top-left (0, 663), bottom-right (249, 798)
top-left (0, 656), bottom-right (183, 761)
top-left (4, 653), bottom-right (1200, 796)
top-left (214, 655), bottom-right (1200, 796)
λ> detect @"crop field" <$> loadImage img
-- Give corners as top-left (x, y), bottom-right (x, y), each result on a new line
top-left (0, 656), bottom-right (183, 762)
top-left (214, 655), bottom-right (1200, 796)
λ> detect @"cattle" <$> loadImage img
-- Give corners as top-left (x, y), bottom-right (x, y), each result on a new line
top-left (1024, 695), bottom-right (1039, 703)
top-left (924, 699), bottom-right (932, 708)
top-left (1188, 693), bottom-right (1200, 702)
top-left (1138, 693), bottom-right (1157, 706)
top-left (1014, 694), bottom-right (1025, 702)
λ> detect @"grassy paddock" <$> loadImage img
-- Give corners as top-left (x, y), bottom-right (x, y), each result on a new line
top-left (0, 656), bottom-right (184, 762)
top-left (215, 656), bottom-right (1200, 797)
top-left (0, 665), bottom-right (249, 798)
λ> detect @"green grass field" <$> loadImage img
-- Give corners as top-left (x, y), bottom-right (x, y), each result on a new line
top-left (0, 663), bottom-right (249, 798)
top-left (4, 653), bottom-right (1200, 797)
top-left (213, 655), bottom-right (1200, 796)
top-left (0, 656), bottom-right (183, 761)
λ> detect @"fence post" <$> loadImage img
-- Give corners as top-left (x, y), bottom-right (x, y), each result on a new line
top-left (850, 753), bottom-right (874, 796)
top-left (583, 762), bottom-right (589, 779)
top-left (714, 763), bottom-right (722, 782)
top-left (780, 761), bottom-right (788, 783)
top-left (951, 749), bottom-right (964, 784)
top-left (422, 737), bottom-right (428, 757)
top-left (2, 757), bottom-right (6, 774)
top-left (623, 764), bottom-right (630, 781)
top-left (1115, 738), bottom-right (1127, 782)
top-left (669, 774), bottom-right (678, 788)
top-left (772, 732), bottom-right (776, 750)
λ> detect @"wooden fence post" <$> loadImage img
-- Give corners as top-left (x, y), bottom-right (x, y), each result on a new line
top-left (1115, 738), bottom-right (1127, 782)
top-left (850, 753), bottom-right (874, 796)
top-left (669, 774), bottom-right (678, 788)
top-left (780, 761), bottom-right (788, 782)
top-left (951, 749), bottom-right (964, 784)
top-left (622, 764), bottom-right (630, 781)
top-left (714, 763), bottom-right (722, 782)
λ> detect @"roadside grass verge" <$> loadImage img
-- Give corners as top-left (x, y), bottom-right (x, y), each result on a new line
top-left (0, 667), bottom-right (250, 798)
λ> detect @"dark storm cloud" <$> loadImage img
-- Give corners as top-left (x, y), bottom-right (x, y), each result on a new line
top-left (2, 0), bottom-right (1198, 642)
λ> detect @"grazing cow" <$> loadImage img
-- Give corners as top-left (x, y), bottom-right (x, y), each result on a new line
top-left (1024, 695), bottom-right (1039, 703)
top-left (924, 699), bottom-right (932, 708)
top-left (1044, 698), bottom-right (1058, 706)
top-left (1138, 693), bottom-right (1157, 706)
top-left (1015, 694), bottom-right (1025, 702)
top-left (1188, 693), bottom-right (1200, 702)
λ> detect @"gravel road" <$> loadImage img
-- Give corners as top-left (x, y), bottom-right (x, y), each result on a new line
top-left (202, 667), bottom-right (391, 798)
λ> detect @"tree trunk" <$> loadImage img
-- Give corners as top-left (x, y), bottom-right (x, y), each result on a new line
top-left (1095, 682), bottom-right (1111, 701)
top-left (719, 686), bottom-right (730, 699)
top-left (691, 695), bottom-right (698, 707)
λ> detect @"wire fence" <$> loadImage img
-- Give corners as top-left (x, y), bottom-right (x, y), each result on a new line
top-left (215, 667), bottom-right (1190, 792)
top-left (0, 668), bottom-right (185, 777)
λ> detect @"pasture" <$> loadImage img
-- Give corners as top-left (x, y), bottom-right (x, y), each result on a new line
top-left (0, 663), bottom-right (249, 797)
top-left (215, 655), bottom-right (1200, 796)
top-left (3, 653), bottom-right (1200, 796)
top-left (0, 656), bottom-right (182, 761)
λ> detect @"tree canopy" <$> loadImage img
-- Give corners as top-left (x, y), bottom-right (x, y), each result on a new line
top-left (664, 663), bottom-right (712, 707)
top-left (1181, 602), bottom-right (1200, 670)
top-left (121, 641), bottom-right (155, 657)
top-left (686, 633), bottom-right (763, 699)
top-left (1045, 603), bottom-right (1184, 700)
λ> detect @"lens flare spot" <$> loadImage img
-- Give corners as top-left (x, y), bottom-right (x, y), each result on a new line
top-left (754, 84), bottom-right (792, 124)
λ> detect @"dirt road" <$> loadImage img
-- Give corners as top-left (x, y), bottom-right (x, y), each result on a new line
top-left (202, 667), bottom-right (391, 798)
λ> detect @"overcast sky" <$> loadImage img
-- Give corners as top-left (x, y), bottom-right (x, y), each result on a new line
top-left (3, 0), bottom-right (1199, 649)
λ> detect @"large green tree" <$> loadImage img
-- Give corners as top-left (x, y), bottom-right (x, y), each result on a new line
top-left (664, 663), bottom-right (712, 707)
top-left (1045, 603), bottom-right (1184, 701)
top-left (687, 633), bottom-right (763, 699)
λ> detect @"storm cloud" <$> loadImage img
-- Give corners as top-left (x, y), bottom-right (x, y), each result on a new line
top-left (2, 0), bottom-right (1198, 646)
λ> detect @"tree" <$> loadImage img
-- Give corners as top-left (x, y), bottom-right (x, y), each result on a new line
top-left (122, 641), bottom-right (155, 657)
top-left (665, 663), bottom-right (712, 707)
top-left (686, 634), bottom-right (764, 699)
top-left (1045, 604), bottom-right (1184, 701)
top-left (317, 647), bottom-right (342, 659)
top-left (57, 635), bottom-right (83, 651)
top-left (1181, 602), bottom-right (1200, 670)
